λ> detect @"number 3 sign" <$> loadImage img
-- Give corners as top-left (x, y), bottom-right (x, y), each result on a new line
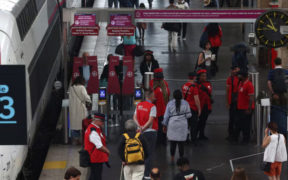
top-left (0, 65), bottom-right (27, 145)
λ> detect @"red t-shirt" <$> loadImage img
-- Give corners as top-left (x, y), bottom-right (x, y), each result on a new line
top-left (182, 82), bottom-right (199, 111)
top-left (226, 75), bottom-right (239, 105)
top-left (197, 81), bottom-right (212, 110)
top-left (154, 87), bottom-right (167, 117)
top-left (237, 80), bottom-right (255, 110)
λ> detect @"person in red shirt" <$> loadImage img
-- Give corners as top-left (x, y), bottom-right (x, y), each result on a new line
top-left (84, 113), bottom-right (110, 180)
top-left (151, 68), bottom-right (170, 145)
top-left (196, 69), bottom-right (212, 140)
top-left (226, 65), bottom-right (240, 141)
top-left (234, 71), bottom-right (254, 144)
top-left (133, 89), bottom-right (157, 179)
top-left (149, 68), bottom-right (169, 92)
top-left (182, 72), bottom-right (201, 144)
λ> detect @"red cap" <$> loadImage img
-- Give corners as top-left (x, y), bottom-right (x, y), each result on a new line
top-left (144, 50), bottom-right (153, 55)
top-left (154, 68), bottom-right (163, 73)
top-left (197, 69), bottom-right (207, 74)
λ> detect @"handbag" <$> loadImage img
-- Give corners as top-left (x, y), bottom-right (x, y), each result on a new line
top-left (115, 43), bottom-right (125, 55)
top-left (133, 45), bottom-right (145, 57)
top-left (261, 134), bottom-right (280, 172)
top-left (162, 23), bottom-right (181, 32)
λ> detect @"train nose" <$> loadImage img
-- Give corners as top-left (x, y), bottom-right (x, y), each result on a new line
top-left (0, 85), bottom-right (9, 93)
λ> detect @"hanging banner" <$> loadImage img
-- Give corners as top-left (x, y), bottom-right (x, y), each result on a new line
top-left (72, 56), bottom-right (99, 94)
top-left (71, 13), bottom-right (100, 36)
top-left (134, 9), bottom-right (266, 23)
top-left (108, 56), bottom-right (121, 94)
top-left (122, 56), bottom-right (134, 95)
top-left (0, 65), bottom-right (27, 145)
top-left (71, 26), bottom-right (100, 36)
top-left (107, 14), bottom-right (135, 36)
top-left (74, 14), bottom-right (97, 26)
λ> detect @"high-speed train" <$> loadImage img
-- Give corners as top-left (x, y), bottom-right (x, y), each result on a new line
top-left (0, 0), bottom-right (66, 179)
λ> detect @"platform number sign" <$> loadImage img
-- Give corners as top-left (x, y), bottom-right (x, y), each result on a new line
top-left (0, 65), bottom-right (27, 145)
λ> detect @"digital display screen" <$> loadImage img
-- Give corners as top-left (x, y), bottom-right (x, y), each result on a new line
top-left (135, 89), bottom-right (142, 100)
top-left (0, 65), bottom-right (27, 145)
top-left (99, 88), bottom-right (106, 100)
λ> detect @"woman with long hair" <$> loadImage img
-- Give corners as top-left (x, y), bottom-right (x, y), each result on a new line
top-left (196, 40), bottom-right (215, 79)
top-left (152, 68), bottom-right (170, 145)
top-left (163, 90), bottom-right (192, 162)
top-left (140, 50), bottom-right (159, 84)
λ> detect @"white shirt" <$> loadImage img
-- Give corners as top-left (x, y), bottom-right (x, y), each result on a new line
top-left (264, 134), bottom-right (287, 163)
top-left (89, 123), bottom-right (104, 149)
top-left (176, 1), bottom-right (189, 9)
top-left (204, 50), bottom-right (212, 66)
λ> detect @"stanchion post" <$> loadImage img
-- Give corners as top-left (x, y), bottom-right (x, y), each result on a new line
top-left (144, 72), bottom-right (153, 90)
top-left (249, 71), bottom-right (259, 143)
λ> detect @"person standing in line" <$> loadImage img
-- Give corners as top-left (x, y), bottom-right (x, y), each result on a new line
top-left (84, 113), bottom-right (110, 180)
top-left (174, 157), bottom-right (205, 180)
top-left (140, 50), bottom-right (159, 85)
top-left (262, 122), bottom-right (287, 180)
top-left (176, 0), bottom-right (189, 40)
top-left (231, 167), bottom-right (248, 180)
top-left (204, 23), bottom-right (222, 76)
top-left (64, 167), bottom-right (81, 180)
top-left (233, 71), bottom-right (254, 144)
top-left (267, 57), bottom-right (288, 139)
top-left (196, 41), bottom-right (215, 79)
top-left (182, 72), bottom-right (201, 145)
top-left (69, 76), bottom-right (91, 145)
top-left (163, 90), bottom-right (192, 162)
top-left (152, 68), bottom-right (170, 145)
top-left (118, 120), bottom-right (149, 180)
top-left (133, 90), bottom-right (158, 180)
top-left (108, 0), bottom-right (118, 8)
top-left (196, 69), bottom-right (212, 140)
top-left (226, 66), bottom-right (240, 141)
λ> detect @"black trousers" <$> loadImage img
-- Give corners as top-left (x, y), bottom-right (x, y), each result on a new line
top-left (234, 110), bottom-right (252, 142)
top-left (220, 0), bottom-right (230, 7)
top-left (89, 163), bottom-right (103, 180)
top-left (157, 116), bottom-right (167, 145)
top-left (210, 47), bottom-right (219, 76)
top-left (178, 23), bottom-right (187, 38)
top-left (228, 102), bottom-right (237, 137)
top-left (189, 110), bottom-right (199, 142)
top-left (197, 105), bottom-right (210, 137)
top-left (170, 141), bottom-right (184, 157)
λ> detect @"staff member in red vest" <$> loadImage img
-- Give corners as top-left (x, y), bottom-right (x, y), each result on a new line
top-left (226, 65), bottom-right (240, 141)
top-left (84, 113), bottom-right (110, 180)
top-left (182, 72), bottom-right (201, 144)
top-left (133, 90), bottom-right (157, 180)
top-left (234, 71), bottom-right (254, 144)
top-left (196, 69), bottom-right (212, 140)
top-left (152, 68), bottom-right (170, 145)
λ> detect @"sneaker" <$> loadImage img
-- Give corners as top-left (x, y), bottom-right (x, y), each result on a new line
top-left (143, 176), bottom-right (151, 180)
top-left (182, 37), bottom-right (186, 40)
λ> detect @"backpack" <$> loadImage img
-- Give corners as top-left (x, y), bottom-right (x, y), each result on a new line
top-left (123, 133), bottom-right (144, 164)
top-left (199, 31), bottom-right (208, 49)
top-left (272, 69), bottom-right (287, 94)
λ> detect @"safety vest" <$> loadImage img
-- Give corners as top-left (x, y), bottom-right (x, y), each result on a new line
top-left (84, 124), bottom-right (108, 163)
top-left (136, 101), bottom-right (158, 130)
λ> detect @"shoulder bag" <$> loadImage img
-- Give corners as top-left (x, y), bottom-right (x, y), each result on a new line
top-left (72, 86), bottom-right (92, 110)
top-left (261, 134), bottom-right (280, 172)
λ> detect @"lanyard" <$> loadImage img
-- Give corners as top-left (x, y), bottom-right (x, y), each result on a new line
top-left (147, 62), bottom-right (152, 72)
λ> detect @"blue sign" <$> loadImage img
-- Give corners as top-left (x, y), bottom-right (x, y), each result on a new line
top-left (99, 88), bottom-right (106, 100)
top-left (0, 65), bottom-right (27, 145)
top-left (135, 89), bottom-right (142, 100)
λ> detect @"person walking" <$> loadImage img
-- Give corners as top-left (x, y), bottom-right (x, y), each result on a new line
top-left (267, 57), bottom-right (288, 139)
top-left (140, 50), bottom-right (159, 85)
top-left (182, 72), bottom-right (201, 144)
top-left (137, 3), bottom-right (147, 40)
top-left (196, 41), bottom-right (215, 79)
top-left (69, 76), bottom-right (91, 145)
top-left (226, 65), bottom-right (240, 141)
top-left (133, 90), bottom-right (157, 179)
top-left (219, 0), bottom-right (230, 7)
top-left (84, 113), bottom-right (110, 180)
top-left (234, 71), bottom-right (254, 144)
top-left (231, 167), bottom-right (248, 180)
top-left (176, 0), bottom-right (189, 40)
top-left (123, 34), bottom-right (137, 58)
top-left (262, 122), bottom-right (287, 180)
top-left (204, 23), bottom-right (222, 76)
top-left (108, 0), bottom-right (118, 8)
top-left (196, 69), bottom-right (212, 140)
top-left (152, 69), bottom-right (170, 145)
top-left (118, 120), bottom-right (149, 180)
top-left (166, 0), bottom-right (178, 53)
top-left (64, 167), bottom-right (81, 180)
top-left (163, 90), bottom-right (192, 162)
top-left (79, 52), bottom-right (92, 87)
top-left (174, 157), bottom-right (205, 180)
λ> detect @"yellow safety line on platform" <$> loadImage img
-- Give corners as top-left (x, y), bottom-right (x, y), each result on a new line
top-left (43, 161), bottom-right (67, 169)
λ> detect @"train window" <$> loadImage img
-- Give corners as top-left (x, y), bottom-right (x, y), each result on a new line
top-left (16, 0), bottom-right (38, 41)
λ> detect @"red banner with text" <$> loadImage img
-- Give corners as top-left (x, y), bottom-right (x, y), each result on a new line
top-left (108, 56), bottom-right (121, 94)
top-left (122, 56), bottom-right (134, 95)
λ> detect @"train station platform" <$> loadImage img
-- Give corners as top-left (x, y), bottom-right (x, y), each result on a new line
top-left (40, 0), bottom-right (287, 180)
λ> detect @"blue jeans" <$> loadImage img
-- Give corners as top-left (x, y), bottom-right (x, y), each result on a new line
top-left (142, 131), bottom-right (157, 177)
top-left (271, 106), bottom-right (287, 137)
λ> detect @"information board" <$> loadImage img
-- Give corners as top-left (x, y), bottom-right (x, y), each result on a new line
top-left (74, 14), bottom-right (97, 26)
top-left (0, 65), bottom-right (27, 145)
top-left (110, 14), bottom-right (132, 26)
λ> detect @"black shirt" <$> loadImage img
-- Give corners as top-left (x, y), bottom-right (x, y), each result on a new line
top-left (174, 169), bottom-right (205, 180)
